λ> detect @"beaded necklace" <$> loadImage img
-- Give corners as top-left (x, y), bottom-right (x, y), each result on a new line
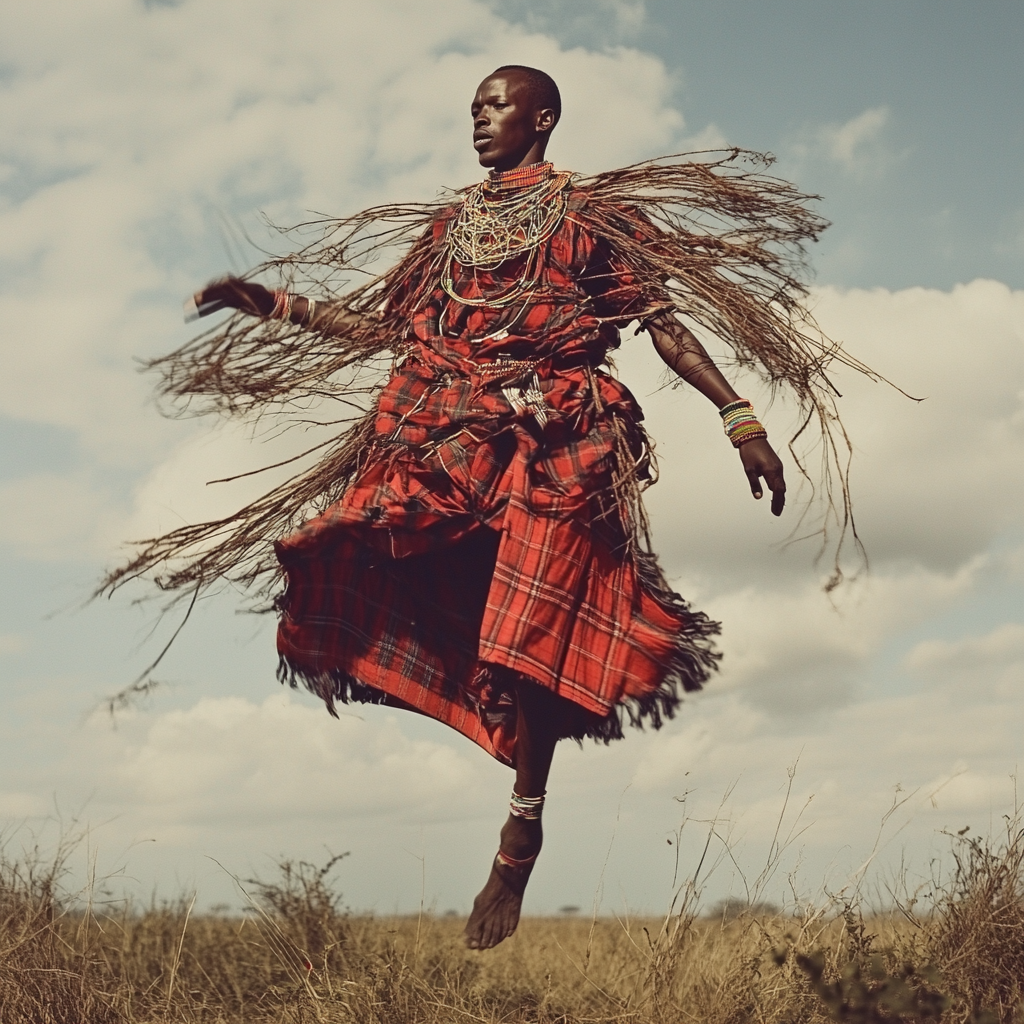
top-left (442, 163), bottom-right (573, 308)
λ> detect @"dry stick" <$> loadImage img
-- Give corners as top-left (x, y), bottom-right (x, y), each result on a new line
top-left (95, 582), bottom-right (200, 720)
top-left (784, 781), bottom-right (940, 950)
top-left (845, 769), bottom-right (969, 898)
top-left (165, 891), bottom-right (196, 1015)
top-left (663, 781), bottom-right (738, 928)
top-left (422, 1000), bottom-right (494, 1024)
top-left (205, 856), bottom-right (322, 1006)
top-left (412, 845), bottom-right (426, 961)
top-left (629, 791), bottom-right (736, 1012)
top-left (746, 758), bottom-right (816, 908)
top-left (96, 150), bottom-right (898, 700)
top-left (586, 782), bottom-right (632, 973)
top-left (123, 150), bottom-right (858, 593)
top-left (551, 936), bottom-right (633, 1013)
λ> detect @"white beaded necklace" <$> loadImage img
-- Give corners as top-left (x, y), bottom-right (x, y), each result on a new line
top-left (442, 169), bottom-right (573, 307)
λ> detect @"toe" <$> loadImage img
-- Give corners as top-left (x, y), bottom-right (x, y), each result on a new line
top-left (464, 912), bottom-right (483, 949)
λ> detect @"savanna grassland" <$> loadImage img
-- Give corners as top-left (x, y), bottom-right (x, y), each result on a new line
top-left (2, 818), bottom-right (1023, 1024)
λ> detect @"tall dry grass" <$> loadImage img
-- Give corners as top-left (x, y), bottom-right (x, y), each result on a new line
top-left (1, 816), bottom-right (1022, 1023)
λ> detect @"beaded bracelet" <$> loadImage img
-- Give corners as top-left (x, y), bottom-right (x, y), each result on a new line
top-left (268, 288), bottom-right (292, 321)
top-left (269, 292), bottom-right (318, 326)
top-left (509, 791), bottom-right (545, 820)
top-left (719, 399), bottom-right (768, 448)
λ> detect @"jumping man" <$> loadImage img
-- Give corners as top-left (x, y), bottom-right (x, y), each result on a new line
top-left (109, 66), bottom-right (860, 950)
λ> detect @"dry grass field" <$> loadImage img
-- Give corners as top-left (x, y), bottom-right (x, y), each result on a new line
top-left (2, 816), bottom-right (1023, 1024)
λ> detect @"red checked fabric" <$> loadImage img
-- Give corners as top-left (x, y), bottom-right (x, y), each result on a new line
top-left (275, 162), bottom-right (707, 764)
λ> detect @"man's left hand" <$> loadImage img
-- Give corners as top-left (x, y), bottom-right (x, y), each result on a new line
top-left (739, 438), bottom-right (786, 516)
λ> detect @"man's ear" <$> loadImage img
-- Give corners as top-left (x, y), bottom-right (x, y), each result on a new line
top-left (536, 108), bottom-right (556, 133)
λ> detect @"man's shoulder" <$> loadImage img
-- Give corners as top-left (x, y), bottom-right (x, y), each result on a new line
top-left (565, 188), bottom-right (656, 241)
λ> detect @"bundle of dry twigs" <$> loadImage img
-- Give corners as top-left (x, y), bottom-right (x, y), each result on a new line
top-left (99, 149), bottom-right (879, 610)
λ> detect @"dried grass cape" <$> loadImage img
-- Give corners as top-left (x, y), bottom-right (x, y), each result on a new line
top-left (100, 150), bottom-right (878, 623)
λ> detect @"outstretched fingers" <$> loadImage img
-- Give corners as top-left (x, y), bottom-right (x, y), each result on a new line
top-left (197, 276), bottom-right (274, 317)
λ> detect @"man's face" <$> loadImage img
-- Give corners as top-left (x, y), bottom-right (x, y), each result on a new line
top-left (471, 74), bottom-right (549, 169)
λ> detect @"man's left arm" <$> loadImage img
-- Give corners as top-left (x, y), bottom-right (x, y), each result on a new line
top-left (647, 314), bottom-right (787, 516)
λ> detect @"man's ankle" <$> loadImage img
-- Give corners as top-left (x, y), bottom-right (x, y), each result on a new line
top-left (501, 815), bottom-right (541, 852)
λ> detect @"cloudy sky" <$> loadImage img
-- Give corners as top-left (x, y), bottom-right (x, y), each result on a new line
top-left (2, 0), bottom-right (1023, 918)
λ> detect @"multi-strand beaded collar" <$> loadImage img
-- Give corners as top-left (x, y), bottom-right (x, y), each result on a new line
top-left (442, 161), bottom-right (573, 307)
top-left (485, 161), bottom-right (558, 192)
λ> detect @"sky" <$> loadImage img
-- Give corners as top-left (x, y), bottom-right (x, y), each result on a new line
top-left (1, 0), bottom-right (1023, 919)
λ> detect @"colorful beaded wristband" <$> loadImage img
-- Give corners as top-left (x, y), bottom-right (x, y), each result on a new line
top-left (719, 399), bottom-right (768, 448)
top-left (509, 791), bottom-right (545, 820)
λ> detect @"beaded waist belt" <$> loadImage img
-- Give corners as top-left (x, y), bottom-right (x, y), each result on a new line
top-left (471, 357), bottom-right (548, 427)
top-left (473, 357), bottom-right (540, 384)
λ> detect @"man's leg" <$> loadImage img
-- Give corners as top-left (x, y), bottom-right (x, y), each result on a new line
top-left (464, 679), bottom-right (562, 949)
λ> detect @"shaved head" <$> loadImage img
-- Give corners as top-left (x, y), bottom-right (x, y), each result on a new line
top-left (471, 67), bottom-right (561, 170)
top-left (490, 65), bottom-right (561, 124)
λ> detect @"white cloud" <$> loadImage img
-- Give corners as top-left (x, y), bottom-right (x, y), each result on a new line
top-left (918, 767), bottom-right (1018, 815)
top-left (786, 105), bottom-right (903, 182)
top-left (905, 622), bottom-right (1024, 700)
top-left (72, 694), bottom-right (490, 837)
top-left (907, 622), bottom-right (1024, 673)
top-left (700, 560), bottom-right (982, 716)
top-left (613, 278), bottom-right (1024, 587)
top-left (822, 106), bottom-right (890, 174)
top-left (613, 673), bottom-right (1024, 893)
top-left (13, 691), bottom-right (514, 910)
top-left (0, 0), bottom-right (686, 556)
top-left (679, 123), bottom-right (730, 152)
top-left (481, 0), bottom-right (648, 48)
top-left (35, 675), bottom-right (1021, 912)
top-left (812, 280), bottom-right (1024, 569)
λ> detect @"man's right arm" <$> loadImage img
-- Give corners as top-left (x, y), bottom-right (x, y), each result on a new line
top-left (194, 277), bottom-right (365, 335)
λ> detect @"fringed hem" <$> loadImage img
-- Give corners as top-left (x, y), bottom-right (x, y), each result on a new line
top-left (276, 574), bottom-right (720, 754)
top-left (276, 658), bottom-right (399, 720)
top-left (573, 558), bottom-right (722, 746)
top-left (634, 549), bottom-right (723, 700)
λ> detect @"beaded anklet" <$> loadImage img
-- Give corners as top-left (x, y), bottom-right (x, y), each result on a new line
top-left (495, 792), bottom-right (544, 872)
top-left (495, 849), bottom-right (538, 869)
top-left (509, 791), bottom-right (545, 820)
top-left (719, 399), bottom-right (768, 448)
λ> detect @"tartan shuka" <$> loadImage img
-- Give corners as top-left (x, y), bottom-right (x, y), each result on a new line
top-left (275, 162), bottom-right (720, 763)
top-left (103, 151), bottom-right (874, 748)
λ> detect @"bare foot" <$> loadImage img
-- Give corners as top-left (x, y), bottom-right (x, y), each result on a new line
top-left (464, 814), bottom-right (542, 949)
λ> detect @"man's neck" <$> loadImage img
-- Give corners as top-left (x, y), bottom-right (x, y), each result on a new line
top-left (489, 143), bottom-right (548, 173)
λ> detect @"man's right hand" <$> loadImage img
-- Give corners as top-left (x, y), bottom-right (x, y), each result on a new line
top-left (196, 276), bottom-right (276, 318)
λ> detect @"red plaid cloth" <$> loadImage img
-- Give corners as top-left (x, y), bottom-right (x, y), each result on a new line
top-left (275, 162), bottom-right (718, 764)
